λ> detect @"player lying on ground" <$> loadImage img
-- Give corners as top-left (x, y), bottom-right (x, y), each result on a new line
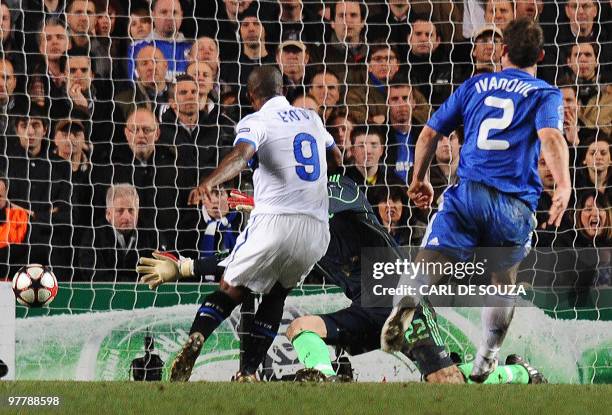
top-left (285, 175), bottom-right (545, 384)
top-left (137, 65), bottom-right (343, 381)
top-left (381, 18), bottom-right (570, 383)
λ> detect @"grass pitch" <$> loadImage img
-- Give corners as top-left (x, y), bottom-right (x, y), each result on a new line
top-left (0, 382), bottom-right (610, 415)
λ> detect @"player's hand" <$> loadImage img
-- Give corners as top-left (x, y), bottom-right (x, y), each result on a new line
top-left (136, 251), bottom-right (194, 289)
top-left (408, 180), bottom-right (434, 209)
top-left (188, 180), bottom-right (213, 206)
top-left (547, 185), bottom-right (571, 227)
top-left (227, 189), bottom-right (254, 212)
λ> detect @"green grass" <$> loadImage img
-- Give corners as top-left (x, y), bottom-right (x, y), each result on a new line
top-left (1, 382), bottom-right (611, 415)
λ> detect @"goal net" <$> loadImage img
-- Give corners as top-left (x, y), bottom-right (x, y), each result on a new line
top-left (2, 0), bottom-right (611, 382)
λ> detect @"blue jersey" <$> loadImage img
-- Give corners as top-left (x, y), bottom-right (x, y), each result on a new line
top-left (427, 68), bottom-right (563, 211)
top-left (128, 39), bottom-right (192, 80)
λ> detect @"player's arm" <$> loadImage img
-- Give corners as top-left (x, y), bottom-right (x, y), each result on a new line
top-left (191, 142), bottom-right (256, 204)
top-left (409, 126), bottom-right (445, 209)
top-left (538, 127), bottom-right (571, 227)
top-left (410, 82), bottom-right (464, 208)
top-left (137, 252), bottom-right (226, 289)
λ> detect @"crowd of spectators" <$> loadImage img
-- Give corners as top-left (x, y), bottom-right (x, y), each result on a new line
top-left (0, 0), bottom-right (609, 287)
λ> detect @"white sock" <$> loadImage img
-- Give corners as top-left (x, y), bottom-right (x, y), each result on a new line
top-left (477, 294), bottom-right (517, 362)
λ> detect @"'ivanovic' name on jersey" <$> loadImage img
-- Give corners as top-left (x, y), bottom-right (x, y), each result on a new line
top-left (474, 76), bottom-right (538, 97)
top-left (427, 68), bottom-right (563, 211)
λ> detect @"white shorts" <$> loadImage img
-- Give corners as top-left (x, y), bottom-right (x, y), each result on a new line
top-left (219, 214), bottom-right (330, 293)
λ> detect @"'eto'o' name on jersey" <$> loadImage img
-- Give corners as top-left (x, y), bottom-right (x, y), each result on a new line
top-left (233, 96), bottom-right (335, 223)
top-left (427, 68), bottom-right (564, 211)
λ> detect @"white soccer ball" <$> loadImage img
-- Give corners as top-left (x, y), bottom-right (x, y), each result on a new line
top-left (12, 264), bottom-right (59, 307)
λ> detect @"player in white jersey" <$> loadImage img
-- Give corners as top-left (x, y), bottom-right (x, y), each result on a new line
top-left (136, 66), bottom-right (342, 381)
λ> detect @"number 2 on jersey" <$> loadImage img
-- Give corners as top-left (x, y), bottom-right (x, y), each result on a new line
top-left (293, 133), bottom-right (321, 181)
top-left (477, 96), bottom-right (513, 150)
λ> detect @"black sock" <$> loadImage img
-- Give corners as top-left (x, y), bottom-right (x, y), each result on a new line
top-left (241, 284), bottom-right (291, 375)
top-left (189, 290), bottom-right (240, 338)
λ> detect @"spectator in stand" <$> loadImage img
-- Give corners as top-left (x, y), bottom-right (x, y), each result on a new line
top-left (50, 118), bottom-right (94, 277)
top-left (276, 35), bottom-right (309, 103)
top-left (533, 154), bottom-right (573, 247)
top-left (128, 5), bottom-right (152, 40)
top-left (345, 125), bottom-right (404, 205)
top-left (561, 0), bottom-right (607, 43)
top-left (188, 36), bottom-right (222, 98)
top-left (220, 5), bottom-right (275, 98)
top-left (50, 118), bottom-right (93, 231)
top-left (0, 106), bottom-right (71, 270)
top-left (22, 0), bottom-right (66, 55)
top-left (99, 107), bottom-right (178, 250)
top-left (77, 183), bottom-right (157, 281)
top-left (186, 61), bottom-right (215, 112)
top-left (405, 14), bottom-right (452, 110)
top-left (468, 25), bottom-right (503, 78)
top-left (35, 17), bottom-right (70, 104)
top-left (556, 191), bottom-right (612, 289)
top-left (373, 185), bottom-right (413, 246)
top-left (565, 42), bottom-right (612, 137)
top-left (291, 93), bottom-right (320, 113)
top-left (0, 175), bottom-right (30, 278)
top-left (0, 58), bottom-right (16, 137)
top-left (347, 43), bottom-right (400, 126)
top-left (272, 0), bottom-right (323, 45)
top-left (115, 45), bottom-right (169, 125)
top-left (193, 0), bottom-right (277, 80)
top-left (128, 0), bottom-right (192, 80)
top-left (385, 77), bottom-right (419, 183)
top-left (326, 107), bottom-right (354, 163)
top-left (160, 75), bottom-right (233, 253)
top-left (0, 2), bottom-right (24, 77)
top-left (56, 47), bottom-right (114, 165)
top-left (368, 0), bottom-right (411, 54)
top-left (309, 0), bottom-right (368, 85)
top-left (91, 0), bottom-right (126, 87)
top-left (65, 0), bottom-right (96, 49)
top-left (198, 185), bottom-right (243, 259)
top-left (346, 126), bottom-right (385, 186)
top-left (307, 67), bottom-right (342, 123)
top-left (514, 0), bottom-right (544, 20)
top-left (556, 79), bottom-right (588, 147)
top-left (575, 135), bottom-right (612, 199)
top-left (429, 130), bottom-right (461, 207)
top-left (483, 0), bottom-right (515, 30)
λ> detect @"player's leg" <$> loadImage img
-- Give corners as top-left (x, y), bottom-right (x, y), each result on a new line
top-left (471, 188), bottom-right (536, 382)
top-left (458, 354), bottom-right (546, 384)
top-left (171, 278), bottom-right (249, 382)
top-left (382, 248), bottom-right (459, 352)
top-left (286, 315), bottom-right (334, 379)
top-left (470, 262), bottom-right (520, 382)
top-left (382, 184), bottom-right (477, 352)
top-left (403, 302), bottom-right (464, 384)
top-left (239, 283), bottom-right (293, 379)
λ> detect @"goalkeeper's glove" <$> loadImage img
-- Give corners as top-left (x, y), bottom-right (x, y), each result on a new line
top-left (136, 251), bottom-right (195, 289)
top-left (227, 189), bottom-right (254, 212)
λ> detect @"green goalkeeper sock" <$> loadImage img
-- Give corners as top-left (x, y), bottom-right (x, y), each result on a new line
top-left (458, 363), bottom-right (530, 384)
top-left (291, 331), bottom-right (335, 376)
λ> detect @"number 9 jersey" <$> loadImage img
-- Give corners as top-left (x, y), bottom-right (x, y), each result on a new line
top-left (233, 96), bottom-right (335, 223)
top-left (427, 68), bottom-right (563, 211)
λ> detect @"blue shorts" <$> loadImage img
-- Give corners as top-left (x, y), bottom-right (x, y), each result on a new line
top-left (422, 180), bottom-right (537, 270)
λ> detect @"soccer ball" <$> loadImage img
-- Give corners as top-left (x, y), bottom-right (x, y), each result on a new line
top-left (12, 264), bottom-right (59, 307)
